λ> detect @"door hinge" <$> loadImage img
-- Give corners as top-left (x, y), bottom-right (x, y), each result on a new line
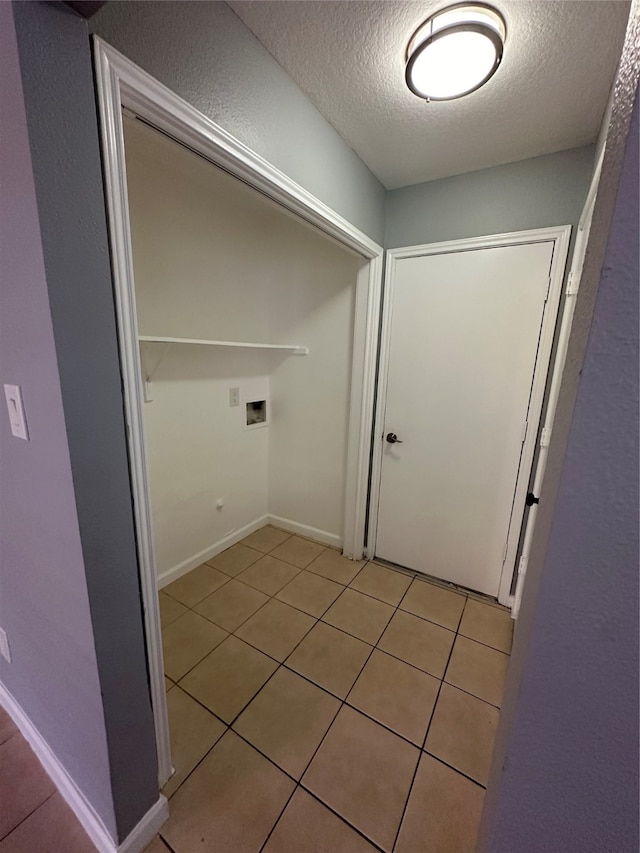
top-left (521, 419), bottom-right (529, 444)
top-left (502, 541), bottom-right (509, 564)
top-left (544, 274), bottom-right (552, 302)
top-left (540, 426), bottom-right (552, 447)
top-left (566, 270), bottom-right (581, 296)
top-left (518, 555), bottom-right (528, 577)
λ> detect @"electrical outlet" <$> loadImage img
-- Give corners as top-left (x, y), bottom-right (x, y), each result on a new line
top-left (229, 387), bottom-right (240, 408)
top-left (0, 627), bottom-right (11, 664)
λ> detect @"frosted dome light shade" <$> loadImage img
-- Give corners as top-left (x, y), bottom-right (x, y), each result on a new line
top-left (408, 29), bottom-right (499, 99)
top-left (405, 5), bottom-right (506, 101)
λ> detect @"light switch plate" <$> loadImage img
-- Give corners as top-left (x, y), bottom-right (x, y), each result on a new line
top-left (4, 384), bottom-right (29, 440)
top-left (0, 627), bottom-right (11, 664)
top-left (229, 387), bottom-right (240, 408)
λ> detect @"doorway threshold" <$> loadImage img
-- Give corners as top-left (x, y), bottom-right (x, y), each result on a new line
top-left (370, 557), bottom-right (507, 612)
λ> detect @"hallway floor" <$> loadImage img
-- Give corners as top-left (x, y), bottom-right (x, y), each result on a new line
top-left (156, 526), bottom-right (513, 853)
top-left (0, 706), bottom-right (95, 852)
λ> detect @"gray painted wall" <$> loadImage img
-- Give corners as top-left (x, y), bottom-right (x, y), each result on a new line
top-left (3, 1), bottom-right (636, 847)
top-left (0, 2), bottom-right (116, 839)
top-left (385, 145), bottom-right (595, 248)
top-left (481, 93), bottom-right (639, 852)
top-left (91, 0), bottom-right (386, 245)
top-left (11, 1), bottom-right (158, 840)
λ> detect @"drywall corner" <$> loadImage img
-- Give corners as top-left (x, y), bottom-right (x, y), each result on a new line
top-left (0, 0), bottom-right (117, 840)
top-left (12, 0), bottom-right (159, 840)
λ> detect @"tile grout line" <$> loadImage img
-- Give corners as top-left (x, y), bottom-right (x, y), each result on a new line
top-left (420, 751), bottom-right (488, 791)
top-left (0, 790), bottom-right (58, 845)
top-left (168, 552), bottom-right (444, 750)
top-left (166, 541), bottom-right (343, 629)
top-left (433, 679), bottom-right (504, 711)
top-left (268, 558), bottom-right (419, 851)
top-left (161, 533), bottom-right (508, 846)
top-left (254, 547), bottom-right (390, 850)
top-left (164, 543), bottom-right (367, 685)
top-left (165, 540), bottom-right (351, 691)
top-left (438, 595), bottom-right (508, 707)
top-left (165, 581), bottom-right (510, 657)
top-left (171, 608), bottom-right (448, 751)
top-left (288, 558), bottom-right (453, 851)
top-left (418, 597), bottom-right (491, 786)
top-left (160, 535), bottom-right (324, 802)
top-left (160, 537), bottom-right (382, 836)
top-left (165, 555), bottom-right (311, 683)
top-left (424, 597), bottom-right (492, 764)
top-left (168, 639), bottom-right (381, 849)
top-left (285, 787), bottom-right (388, 853)
top-left (168, 605), bottom-right (508, 704)
top-left (223, 559), bottom-right (378, 735)
top-left (167, 563), bottom-right (504, 738)
top-left (157, 833), bottom-right (178, 853)
top-left (266, 639), bottom-right (380, 849)
top-left (236, 572), bottom-right (505, 706)
top-left (172, 558), bottom-right (359, 720)
top-left (420, 594), bottom-right (468, 752)
top-left (389, 592), bottom-right (469, 853)
top-left (167, 603), bottom-right (327, 797)
top-left (166, 535), bottom-right (509, 619)
top-left (375, 556), bottom-right (510, 614)
top-left (164, 549), bottom-right (510, 655)
top-left (166, 529), bottom-right (351, 605)
top-left (255, 783), bottom-right (298, 852)
top-left (165, 553), bottom-right (357, 802)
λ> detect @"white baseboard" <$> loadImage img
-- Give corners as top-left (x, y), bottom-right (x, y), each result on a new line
top-left (157, 514), bottom-right (343, 589)
top-left (157, 515), bottom-right (269, 588)
top-left (267, 515), bottom-right (343, 549)
top-left (0, 681), bottom-right (168, 853)
top-left (118, 796), bottom-right (168, 853)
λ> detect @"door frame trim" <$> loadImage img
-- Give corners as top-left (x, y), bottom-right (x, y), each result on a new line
top-left (368, 226), bottom-right (571, 606)
top-left (92, 36), bottom-right (383, 785)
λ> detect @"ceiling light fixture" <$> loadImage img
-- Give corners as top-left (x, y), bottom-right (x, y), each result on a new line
top-left (405, 4), bottom-right (506, 101)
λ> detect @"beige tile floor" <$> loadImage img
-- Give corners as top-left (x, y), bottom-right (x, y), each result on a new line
top-left (0, 526), bottom-right (511, 853)
top-left (0, 706), bottom-right (97, 852)
top-left (157, 526), bottom-right (514, 853)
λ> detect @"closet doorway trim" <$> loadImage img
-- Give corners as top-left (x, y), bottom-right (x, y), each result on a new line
top-left (93, 37), bottom-right (384, 786)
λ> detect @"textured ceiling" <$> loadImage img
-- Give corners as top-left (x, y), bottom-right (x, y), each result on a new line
top-left (229, 1), bottom-right (629, 189)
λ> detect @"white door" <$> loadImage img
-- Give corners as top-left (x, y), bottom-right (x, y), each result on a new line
top-left (375, 241), bottom-right (555, 597)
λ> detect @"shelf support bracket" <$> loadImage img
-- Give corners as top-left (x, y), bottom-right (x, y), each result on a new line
top-left (140, 341), bottom-right (171, 402)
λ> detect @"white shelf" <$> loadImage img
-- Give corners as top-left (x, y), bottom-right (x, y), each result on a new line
top-left (138, 335), bottom-right (308, 355)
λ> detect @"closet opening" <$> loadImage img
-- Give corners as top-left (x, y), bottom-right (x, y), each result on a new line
top-left (95, 37), bottom-right (383, 788)
top-left (124, 112), bottom-right (365, 583)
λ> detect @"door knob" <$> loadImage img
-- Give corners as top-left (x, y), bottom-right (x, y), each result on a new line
top-left (386, 432), bottom-right (403, 444)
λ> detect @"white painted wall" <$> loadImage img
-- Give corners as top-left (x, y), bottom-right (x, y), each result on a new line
top-left (124, 118), bottom-right (359, 580)
top-left (266, 220), bottom-right (360, 541)
top-left (125, 120), bottom-right (272, 343)
top-left (139, 344), bottom-right (271, 577)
